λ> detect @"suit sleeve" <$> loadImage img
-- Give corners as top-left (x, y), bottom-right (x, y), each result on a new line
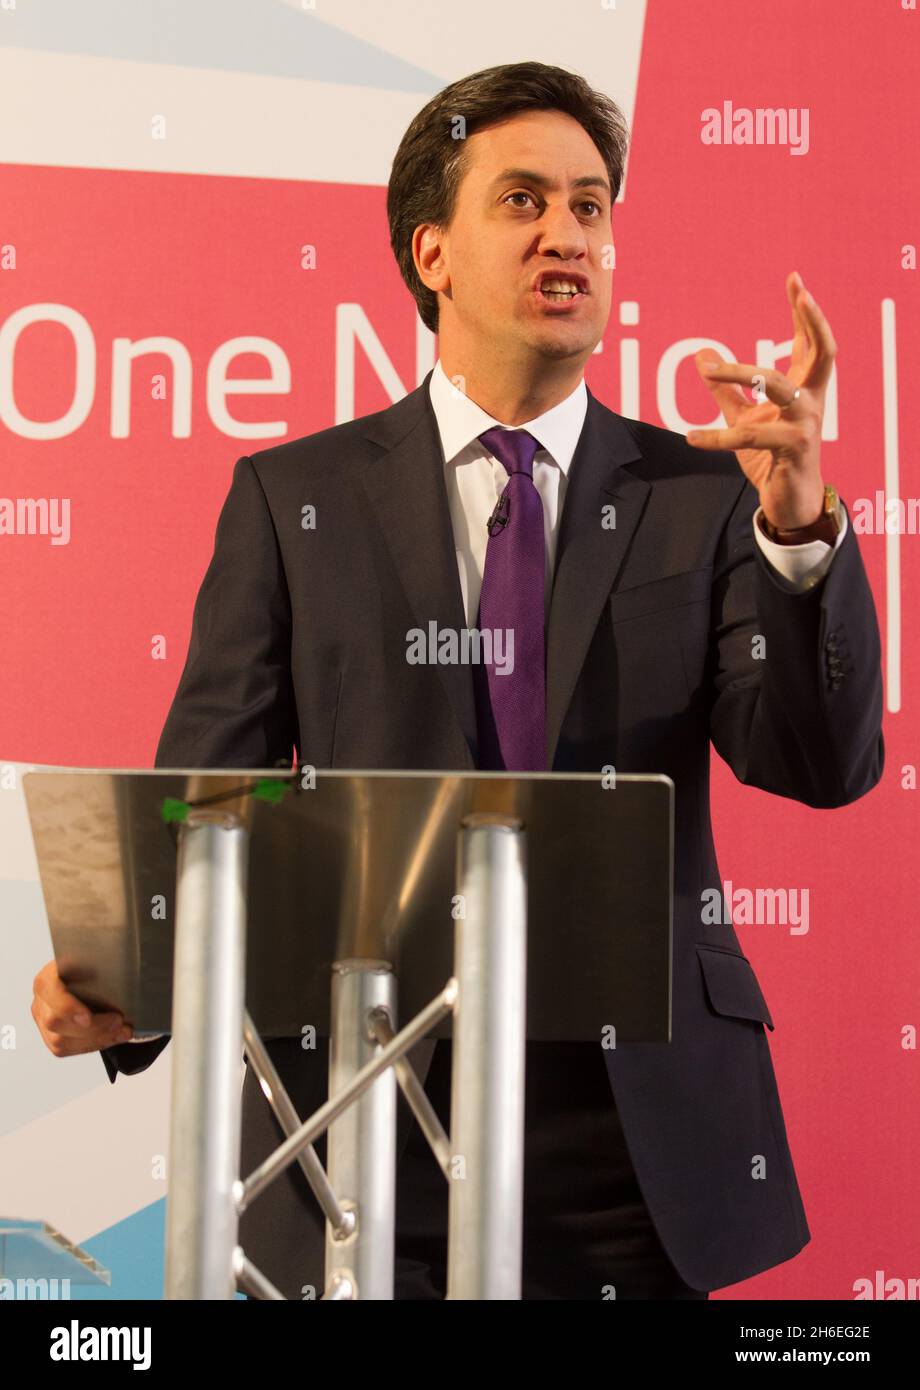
top-left (102, 455), bottom-right (298, 1085)
top-left (100, 1036), bottom-right (171, 1084)
top-left (708, 474), bottom-right (884, 808)
top-left (154, 454), bottom-right (299, 769)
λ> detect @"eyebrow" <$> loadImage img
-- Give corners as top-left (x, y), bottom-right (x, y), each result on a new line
top-left (488, 167), bottom-right (612, 200)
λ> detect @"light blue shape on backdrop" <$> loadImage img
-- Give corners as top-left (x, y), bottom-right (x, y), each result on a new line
top-left (1, 0), bottom-right (442, 92)
top-left (68, 1200), bottom-right (245, 1301)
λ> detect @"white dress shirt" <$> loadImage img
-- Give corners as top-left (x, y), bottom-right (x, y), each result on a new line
top-left (427, 357), bottom-right (847, 626)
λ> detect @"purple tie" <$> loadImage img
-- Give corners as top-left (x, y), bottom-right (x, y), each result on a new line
top-left (473, 426), bottom-right (546, 771)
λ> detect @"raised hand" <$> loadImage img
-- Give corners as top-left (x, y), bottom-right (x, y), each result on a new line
top-left (687, 271), bottom-right (836, 535)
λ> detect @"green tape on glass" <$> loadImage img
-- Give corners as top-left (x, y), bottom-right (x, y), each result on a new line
top-left (251, 778), bottom-right (290, 805)
top-left (161, 798), bottom-right (190, 824)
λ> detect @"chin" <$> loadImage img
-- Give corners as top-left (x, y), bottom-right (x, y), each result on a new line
top-left (531, 330), bottom-right (595, 360)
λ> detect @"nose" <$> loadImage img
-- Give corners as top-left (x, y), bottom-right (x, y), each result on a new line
top-left (535, 202), bottom-right (590, 263)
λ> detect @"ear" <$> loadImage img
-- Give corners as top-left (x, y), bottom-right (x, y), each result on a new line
top-left (414, 223), bottom-right (450, 296)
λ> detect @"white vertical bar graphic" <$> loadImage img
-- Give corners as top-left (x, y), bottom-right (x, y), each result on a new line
top-left (880, 298), bottom-right (901, 714)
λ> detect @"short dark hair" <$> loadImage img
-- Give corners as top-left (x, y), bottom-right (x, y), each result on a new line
top-left (386, 61), bottom-right (630, 334)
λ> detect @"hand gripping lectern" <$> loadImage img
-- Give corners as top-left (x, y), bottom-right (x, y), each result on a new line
top-left (23, 767), bottom-right (674, 1301)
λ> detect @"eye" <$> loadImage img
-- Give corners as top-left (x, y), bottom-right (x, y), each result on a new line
top-left (502, 191), bottom-right (605, 218)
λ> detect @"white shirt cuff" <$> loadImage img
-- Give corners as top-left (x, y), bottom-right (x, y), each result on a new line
top-left (752, 501), bottom-right (848, 591)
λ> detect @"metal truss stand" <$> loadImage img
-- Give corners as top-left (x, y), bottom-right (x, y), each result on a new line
top-left (165, 812), bottom-right (527, 1301)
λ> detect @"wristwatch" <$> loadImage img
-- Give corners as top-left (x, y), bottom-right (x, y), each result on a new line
top-left (758, 484), bottom-right (842, 545)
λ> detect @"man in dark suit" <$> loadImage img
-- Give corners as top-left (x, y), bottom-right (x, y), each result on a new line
top-left (33, 61), bottom-right (883, 1299)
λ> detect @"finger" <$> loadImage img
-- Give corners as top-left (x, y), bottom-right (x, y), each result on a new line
top-left (694, 350), bottom-right (749, 427)
top-left (798, 287), bottom-right (837, 390)
top-left (35, 962), bottom-right (112, 1031)
top-left (42, 1026), bottom-right (131, 1059)
top-left (784, 271), bottom-right (815, 384)
top-left (787, 271), bottom-right (811, 349)
top-left (39, 1017), bottom-right (134, 1056)
top-left (32, 992), bottom-right (127, 1043)
top-left (700, 361), bottom-right (803, 414)
top-left (687, 420), bottom-right (809, 452)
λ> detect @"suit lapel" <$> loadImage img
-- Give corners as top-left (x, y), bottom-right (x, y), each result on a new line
top-left (358, 372), bottom-right (649, 770)
top-left (359, 373), bottom-right (478, 760)
top-left (545, 389), bottom-right (648, 767)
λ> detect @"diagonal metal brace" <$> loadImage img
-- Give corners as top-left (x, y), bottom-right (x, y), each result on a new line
top-left (237, 979), bottom-right (458, 1212)
top-left (242, 1011), bottom-right (355, 1239)
top-left (367, 1008), bottom-right (452, 1178)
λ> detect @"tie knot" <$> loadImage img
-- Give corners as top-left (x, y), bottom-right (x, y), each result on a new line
top-left (478, 426), bottom-right (540, 480)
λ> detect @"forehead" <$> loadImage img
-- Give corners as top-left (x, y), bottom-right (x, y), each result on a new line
top-left (461, 109), bottom-right (607, 185)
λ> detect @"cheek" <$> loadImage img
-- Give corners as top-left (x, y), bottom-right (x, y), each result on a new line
top-left (451, 245), bottom-right (494, 304)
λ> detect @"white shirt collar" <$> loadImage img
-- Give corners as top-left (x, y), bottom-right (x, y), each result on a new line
top-left (429, 358), bottom-right (587, 474)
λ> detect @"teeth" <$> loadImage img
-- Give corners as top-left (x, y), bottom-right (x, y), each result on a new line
top-left (542, 280), bottom-right (581, 294)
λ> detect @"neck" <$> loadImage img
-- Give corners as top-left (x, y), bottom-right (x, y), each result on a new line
top-left (438, 347), bottom-right (585, 425)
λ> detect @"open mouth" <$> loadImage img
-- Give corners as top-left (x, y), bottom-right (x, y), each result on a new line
top-left (534, 272), bottom-right (589, 306)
